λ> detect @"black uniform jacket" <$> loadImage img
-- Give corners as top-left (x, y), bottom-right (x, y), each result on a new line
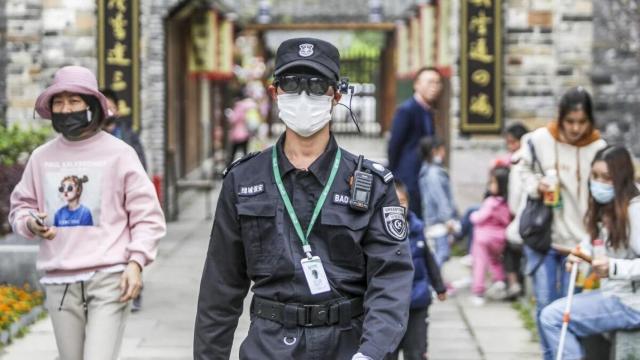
top-left (194, 134), bottom-right (414, 359)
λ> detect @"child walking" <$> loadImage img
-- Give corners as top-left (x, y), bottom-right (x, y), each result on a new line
top-left (418, 136), bottom-right (459, 267)
top-left (470, 167), bottom-right (512, 305)
top-left (390, 181), bottom-right (447, 360)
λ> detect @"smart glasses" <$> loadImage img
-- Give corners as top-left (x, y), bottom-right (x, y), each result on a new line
top-left (275, 74), bottom-right (336, 96)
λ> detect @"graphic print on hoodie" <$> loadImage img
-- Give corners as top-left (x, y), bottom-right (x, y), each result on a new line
top-left (45, 160), bottom-right (104, 227)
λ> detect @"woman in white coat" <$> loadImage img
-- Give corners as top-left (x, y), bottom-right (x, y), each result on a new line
top-left (520, 87), bottom-right (607, 359)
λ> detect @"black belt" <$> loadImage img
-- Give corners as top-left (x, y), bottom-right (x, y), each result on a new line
top-left (251, 296), bottom-right (364, 327)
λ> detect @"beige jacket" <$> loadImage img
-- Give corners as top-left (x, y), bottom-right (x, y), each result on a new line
top-left (505, 135), bottom-right (529, 245)
top-left (520, 125), bottom-right (607, 247)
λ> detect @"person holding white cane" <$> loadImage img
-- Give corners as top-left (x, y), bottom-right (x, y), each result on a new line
top-left (539, 146), bottom-right (640, 360)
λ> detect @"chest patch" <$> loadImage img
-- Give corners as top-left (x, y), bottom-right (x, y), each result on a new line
top-left (382, 206), bottom-right (407, 241)
top-left (238, 183), bottom-right (265, 196)
top-left (332, 193), bottom-right (350, 205)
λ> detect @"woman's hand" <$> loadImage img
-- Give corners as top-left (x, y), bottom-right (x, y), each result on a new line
top-left (565, 253), bottom-right (582, 272)
top-left (26, 213), bottom-right (57, 240)
top-left (437, 292), bottom-right (447, 301)
top-left (592, 257), bottom-right (610, 278)
top-left (119, 261), bottom-right (143, 302)
top-left (538, 181), bottom-right (551, 195)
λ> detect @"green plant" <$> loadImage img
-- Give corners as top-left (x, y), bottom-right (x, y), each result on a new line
top-left (0, 124), bottom-right (52, 234)
top-left (450, 240), bottom-right (467, 257)
top-left (512, 298), bottom-right (539, 342)
top-left (0, 124), bottom-right (51, 166)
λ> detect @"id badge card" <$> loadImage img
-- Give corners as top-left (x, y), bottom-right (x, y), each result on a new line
top-left (300, 256), bottom-right (331, 294)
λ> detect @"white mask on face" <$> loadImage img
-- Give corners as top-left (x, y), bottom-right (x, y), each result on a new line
top-left (277, 93), bottom-right (333, 137)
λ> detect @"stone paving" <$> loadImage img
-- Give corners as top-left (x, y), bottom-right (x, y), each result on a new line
top-left (0, 136), bottom-right (541, 359)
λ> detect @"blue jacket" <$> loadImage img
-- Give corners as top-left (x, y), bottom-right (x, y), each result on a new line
top-left (387, 97), bottom-right (436, 214)
top-left (110, 122), bottom-right (147, 170)
top-left (419, 162), bottom-right (457, 227)
top-left (407, 211), bottom-right (446, 308)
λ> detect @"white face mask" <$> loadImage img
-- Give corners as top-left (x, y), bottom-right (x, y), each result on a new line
top-left (277, 93), bottom-right (333, 137)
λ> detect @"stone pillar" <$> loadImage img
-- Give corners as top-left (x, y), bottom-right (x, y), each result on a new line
top-left (139, 0), bottom-right (183, 181)
top-left (0, 1), bottom-right (7, 124)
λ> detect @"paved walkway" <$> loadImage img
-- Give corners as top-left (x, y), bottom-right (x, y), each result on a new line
top-left (0, 136), bottom-right (541, 359)
top-left (429, 258), bottom-right (540, 360)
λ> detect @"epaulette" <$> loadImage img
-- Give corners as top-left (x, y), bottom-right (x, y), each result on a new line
top-left (362, 159), bottom-right (394, 183)
top-left (223, 152), bottom-right (260, 178)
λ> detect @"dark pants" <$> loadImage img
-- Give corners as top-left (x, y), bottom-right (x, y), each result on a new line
top-left (503, 243), bottom-right (523, 274)
top-left (388, 307), bottom-right (429, 360)
top-left (409, 188), bottom-right (422, 220)
top-left (459, 205), bottom-right (480, 253)
top-left (227, 140), bottom-right (249, 166)
top-left (239, 315), bottom-right (364, 360)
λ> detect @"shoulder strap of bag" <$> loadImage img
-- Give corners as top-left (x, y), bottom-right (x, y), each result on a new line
top-left (527, 139), bottom-right (545, 176)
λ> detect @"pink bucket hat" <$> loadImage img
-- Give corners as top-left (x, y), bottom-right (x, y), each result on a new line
top-left (34, 66), bottom-right (110, 120)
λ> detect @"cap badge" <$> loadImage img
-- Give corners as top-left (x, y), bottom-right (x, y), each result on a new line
top-left (298, 44), bottom-right (314, 57)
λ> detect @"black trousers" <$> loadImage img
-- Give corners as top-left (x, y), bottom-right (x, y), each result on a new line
top-left (503, 242), bottom-right (523, 274)
top-left (388, 307), bottom-right (429, 360)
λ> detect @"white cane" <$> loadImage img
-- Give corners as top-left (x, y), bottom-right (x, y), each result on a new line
top-left (555, 262), bottom-right (579, 360)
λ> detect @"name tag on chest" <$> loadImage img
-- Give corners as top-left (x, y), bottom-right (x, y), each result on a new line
top-left (332, 193), bottom-right (350, 205)
top-left (300, 256), bottom-right (331, 294)
top-left (238, 183), bottom-right (265, 196)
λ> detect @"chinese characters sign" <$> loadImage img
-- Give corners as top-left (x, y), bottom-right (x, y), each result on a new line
top-left (460, 0), bottom-right (502, 133)
top-left (188, 10), bottom-right (234, 79)
top-left (98, 0), bottom-right (140, 131)
top-left (189, 11), bottom-right (218, 74)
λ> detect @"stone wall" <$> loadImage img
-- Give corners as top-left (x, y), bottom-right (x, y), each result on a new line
top-left (5, 0), bottom-right (96, 127)
top-left (503, 0), bottom-right (593, 131)
top-left (592, 0), bottom-right (640, 158)
top-left (5, 0), bottom-right (43, 126)
top-left (2, 0), bottom-right (183, 179)
top-left (450, 0), bottom-right (595, 145)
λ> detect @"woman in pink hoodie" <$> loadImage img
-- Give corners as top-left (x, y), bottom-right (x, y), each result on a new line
top-left (8, 66), bottom-right (166, 360)
top-left (470, 166), bottom-right (512, 305)
top-left (226, 88), bottom-right (259, 166)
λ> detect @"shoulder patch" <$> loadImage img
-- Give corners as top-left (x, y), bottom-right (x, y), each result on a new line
top-left (223, 152), bottom-right (260, 178)
top-left (382, 206), bottom-right (407, 241)
top-left (362, 159), bottom-right (394, 183)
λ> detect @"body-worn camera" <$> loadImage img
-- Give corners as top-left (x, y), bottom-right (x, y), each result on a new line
top-left (338, 77), bottom-right (352, 94)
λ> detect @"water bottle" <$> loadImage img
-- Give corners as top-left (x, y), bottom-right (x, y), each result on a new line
top-left (543, 169), bottom-right (560, 207)
top-left (592, 238), bottom-right (606, 261)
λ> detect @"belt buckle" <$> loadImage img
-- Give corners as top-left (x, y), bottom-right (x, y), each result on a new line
top-left (303, 304), bottom-right (327, 327)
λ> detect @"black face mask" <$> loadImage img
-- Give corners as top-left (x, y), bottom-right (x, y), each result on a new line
top-left (51, 109), bottom-right (92, 138)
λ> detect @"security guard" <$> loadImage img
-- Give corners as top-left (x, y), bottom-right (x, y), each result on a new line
top-left (194, 37), bottom-right (414, 360)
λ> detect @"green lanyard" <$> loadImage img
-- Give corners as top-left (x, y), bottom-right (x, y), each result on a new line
top-left (271, 145), bottom-right (341, 259)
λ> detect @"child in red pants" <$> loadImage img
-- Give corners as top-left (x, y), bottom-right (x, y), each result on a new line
top-left (470, 167), bottom-right (511, 305)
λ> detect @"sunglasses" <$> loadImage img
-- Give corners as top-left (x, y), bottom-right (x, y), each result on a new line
top-left (58, 185), bottom-right (75, 193)
top-left (274, 74), bottom-right (336, 96)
